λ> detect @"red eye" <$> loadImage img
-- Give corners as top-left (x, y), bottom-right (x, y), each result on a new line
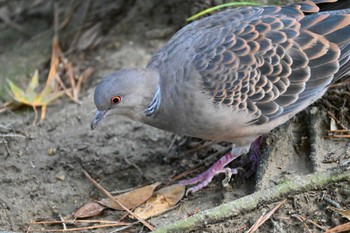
top-left (111, 95), bottom-right (122, 104)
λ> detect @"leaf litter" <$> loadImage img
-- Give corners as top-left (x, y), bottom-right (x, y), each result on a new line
top-left (3, 34), bottom-right (93, 125)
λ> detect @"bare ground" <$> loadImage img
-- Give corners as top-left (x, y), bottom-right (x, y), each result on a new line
top-left (0, 1), bottom-right (349, 232)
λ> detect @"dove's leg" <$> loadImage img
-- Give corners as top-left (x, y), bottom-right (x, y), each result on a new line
top-left (179, 137), bottom-right (264, 195)
top-left (179, 152), bottom-right (239, 194)
top-left (241, 136), bottom-right (264, 178)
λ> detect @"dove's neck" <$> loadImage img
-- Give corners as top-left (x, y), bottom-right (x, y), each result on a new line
top-left (126, 68), bottom-right (160, 122)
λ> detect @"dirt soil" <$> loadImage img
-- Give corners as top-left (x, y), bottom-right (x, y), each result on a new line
top-left (0, 1), bottom-right (350, 233)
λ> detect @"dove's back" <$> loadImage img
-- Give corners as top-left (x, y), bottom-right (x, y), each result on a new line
top-left (144, 0), bottom-right (350, 146)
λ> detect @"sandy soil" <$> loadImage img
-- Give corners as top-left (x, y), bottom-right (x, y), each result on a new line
top-left (0, 1), bottom-right (349, 232)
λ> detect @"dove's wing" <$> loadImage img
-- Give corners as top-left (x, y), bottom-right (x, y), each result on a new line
top-left (190, 0), bottom-right (350, 125)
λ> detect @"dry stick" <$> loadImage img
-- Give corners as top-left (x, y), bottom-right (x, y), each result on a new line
top-left (183, 141), bottom-right (216, 156)
top-left (59, 0), bottom-right (78, 30)
top-left (0, 10), bottom-right (29, 36)
top-left (291, 214), bottom-right (327, 231)
top-left (247, 199), bottom-right (287, 233)
top-left (327, 130), bottom-right (350, 133)
top-left (67, 0), bottom-right (92, 53)
top-left (83, 170), bottom-right (155, 231)
top-left (291, 214), bottom-right (312, 232)
top-left (325, 135), bottom-right (350, 139)
top-left (28, 219), bottom-right (123, 225)
top-left (153, 168), bottom-right (350, 233)
top-left (0, 133), bottom-right (26, 139)
top-left (171, 145), bottom-right (231, 181)
top-left (171, 166), bottom-right (204, 181)
top-left (75, 67), bottom-right (94, 99)
top-left (54, 76), bottom-right (77, 103)
top-left (27, 222), bottom-right (129, 232)
top-left (327, 111), bottom-right (348, 131)
top-left (32, 106), bottom-right (38, 126)
top-left (330, 79), bottom-right (350, 88)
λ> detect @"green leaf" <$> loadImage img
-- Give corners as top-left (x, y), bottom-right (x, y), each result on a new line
top-left (187, 2), bottom-right (261, 21)
top-left (7, 80), bottom-right (29, 104)
top-left (7, 70), bottom-right (64, 108)
top-left (27, 69), bottom-right (39, 94)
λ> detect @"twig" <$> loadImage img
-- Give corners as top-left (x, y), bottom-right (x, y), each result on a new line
top-left (291, 214), bottom-right (326, 231)
top-left (330, 79), bottom-right (350, 88)
top-left (247, 199), bottom-right (287, 233)
top-left (0, 7), bottom-right (29, 36)
top-left (323, 196), bottom-right (341, 209)
top-left (203, 145), bottom-right (231, 166)
top-left (83, 170), bottom-right (155, 231)
top-left (124, 156), bottom-right (143, 176)
top-left (75, 66), bottom-right (94, 100)
top-left (327, 111), bottom-right (347, 131)
top-left (28, 219), bottom-right (123, 225)
top-left (67, 0), bottom-right (92, 53)
top-left (183, 141), bottom-right (215, 156)
top-left (27, 222), bottom-right (129, 232)
top-left (59, 215), bottom-right (66, 230)
top-left (167, 134), bottom-right (177, 152)
top-left (0, 133), bottom-right (26, 139)
top-left (325, 135), bottom-right (350, 139)
top-left (153, 168), bottom-right (350, 233)
top-left (170, 166), bottom-right (204, 181)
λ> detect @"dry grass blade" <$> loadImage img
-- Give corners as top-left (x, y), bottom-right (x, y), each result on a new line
top-left (27, 219), bottom-right (129, 232)
top-left (27, 222), bottom-right (129, 232)
top-left (83, 170), bottom-right (155, 231)
top-left (325, 129), bottom-right (350, 139)
top-left (28, 219), bottom-right (123, 224)
top-left (247, 199), bottom-right (287, 233)
top-left (171, 166), bottom-right (204, 181)
top-left (46, 35), bottom-right (61, 87)
top-left (0, 101), bottom-right (19, 113)
top-left (291, 214), bottom-right (326, 231)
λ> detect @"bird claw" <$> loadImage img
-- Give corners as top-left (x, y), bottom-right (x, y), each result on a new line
top-left (222, 167), bottom-right (238, 187)
top-left (179, 152), bottom-right (239, 195)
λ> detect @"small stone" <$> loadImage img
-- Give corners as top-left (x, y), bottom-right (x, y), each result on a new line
top-left (56, 173), bottom-right (65, 181)
top-left (48, 147), bottom-right (57, 156)
top-left (310, 107), bottom-right (318, 115)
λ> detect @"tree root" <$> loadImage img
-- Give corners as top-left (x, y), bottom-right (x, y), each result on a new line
top-left (154, 167), bottom-right (350, 233)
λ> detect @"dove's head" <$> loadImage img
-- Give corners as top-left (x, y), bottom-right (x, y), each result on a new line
top-left (91, 68), bottom-right (159, 130)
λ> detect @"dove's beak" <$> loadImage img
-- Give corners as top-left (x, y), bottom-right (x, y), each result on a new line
top-left (91, 110), bottom-right (108, 130)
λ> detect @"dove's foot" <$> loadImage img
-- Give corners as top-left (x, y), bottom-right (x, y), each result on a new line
top-left (179, 152), bottom-right (239, 195)
top-left (242, 136), bottom-right (264, 178)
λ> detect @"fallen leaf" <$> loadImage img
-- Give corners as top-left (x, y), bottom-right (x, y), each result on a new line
top-left (325, 222), bottom-right (350, 233)
top-left (327, 206), bottom-right (350, 220)
top-left (8, 70), bottom-right (65, 124)
top-left (74, 202), bottom-right (105, 218)
top-left (133, 184), bottom-right (185, 219)
top-left (98, 182), bottom-right (161, 210)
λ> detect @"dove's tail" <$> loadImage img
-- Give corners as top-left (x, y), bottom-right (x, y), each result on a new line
top-left (317, 0), bottom-right (350, 12)
top-left (311, 2), bottom-right (350, 83)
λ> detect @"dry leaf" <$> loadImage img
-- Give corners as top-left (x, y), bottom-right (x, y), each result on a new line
top-left (330, 118), bottom-right (339, 131)
top-left (328, 206), bottom-right (350, 220)
top-left (98, 182), bottom-right (161, 210)
top-left (74, 202), bottom-right (105, 218)
top-left (325, 222), bottom-right (350, 233)
top-left (8, 70), bottom-right (65, 124)
top-left (133, 184), bottom-right (185, 219)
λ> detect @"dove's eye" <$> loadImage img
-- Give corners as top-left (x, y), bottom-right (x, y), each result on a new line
top-left (111, 95), bottom-right (122, 104)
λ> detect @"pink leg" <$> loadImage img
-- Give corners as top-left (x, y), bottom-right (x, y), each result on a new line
top-left (179, 137), bottom-right (265, 195)
top-left (179, 152), bottom-right (239, 195)
top-left (240, 136), bottom-right (264, 178)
